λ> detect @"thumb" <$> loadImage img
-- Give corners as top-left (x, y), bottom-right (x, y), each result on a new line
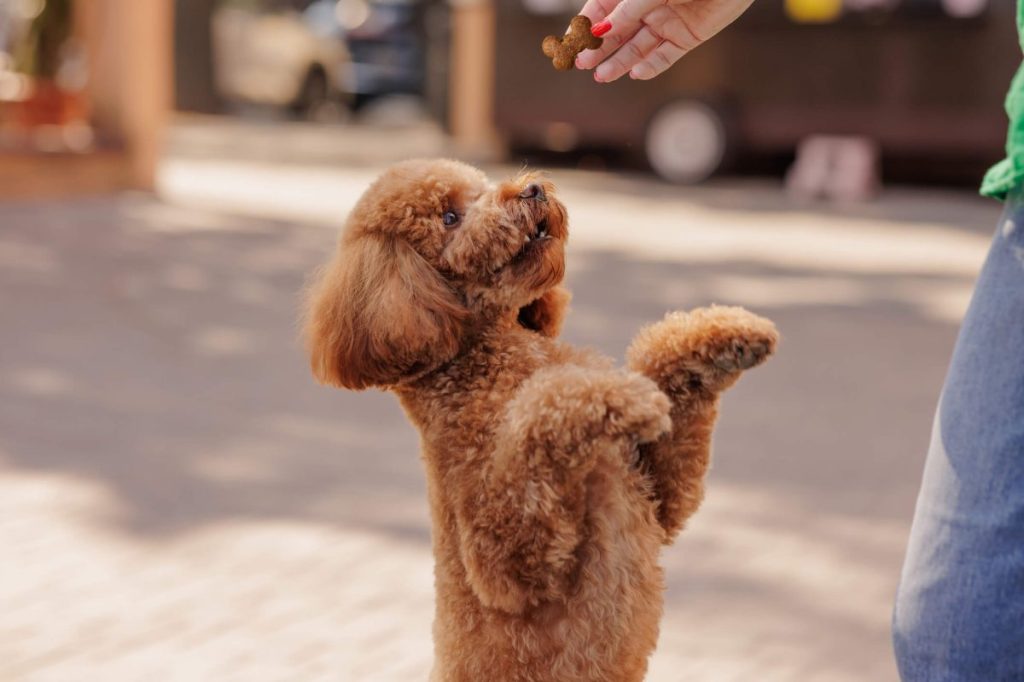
top-left (596, 0), bottom-right (665, 37)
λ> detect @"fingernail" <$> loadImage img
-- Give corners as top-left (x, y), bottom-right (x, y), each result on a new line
top-left (592, 20), bottom-right (612, 37)
top-left (594, 71), bottom-right (604, 83)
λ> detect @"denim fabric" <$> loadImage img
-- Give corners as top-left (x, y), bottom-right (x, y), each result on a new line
top-left (893, 192), bottom-right (1024, 680)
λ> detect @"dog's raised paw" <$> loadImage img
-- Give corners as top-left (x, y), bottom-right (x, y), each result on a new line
top-left (712, 337), bottom-right (774, 372)
top-left (508, 365), bottom-right (671, 457)
top-left (694, 306), bottom-right (778, 373)
top-left (627, 306), bottom-right (778, 393)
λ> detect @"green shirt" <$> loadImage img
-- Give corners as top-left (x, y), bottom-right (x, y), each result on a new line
top-left (981, 0), bottom-right (1024, 199)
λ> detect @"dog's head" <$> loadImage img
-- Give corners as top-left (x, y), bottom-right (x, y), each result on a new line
top-left (304, 159), bottom-right (570, 389)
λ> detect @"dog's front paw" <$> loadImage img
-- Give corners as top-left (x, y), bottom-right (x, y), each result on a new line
top-left (507, 365), bottom-right (671, 466)
top-left (628, 306), bottom-right (778, 393)
top-left (600, 370), bottom-right (674, 443)
top-left (706, 313), bottom-right (777, 372)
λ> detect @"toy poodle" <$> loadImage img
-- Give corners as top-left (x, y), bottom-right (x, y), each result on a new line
top-left (304, 159), bottom-right (777, 681)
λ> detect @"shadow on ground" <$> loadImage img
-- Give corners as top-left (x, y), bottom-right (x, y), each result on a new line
top-left (0, 193), bottom-right (969, 543)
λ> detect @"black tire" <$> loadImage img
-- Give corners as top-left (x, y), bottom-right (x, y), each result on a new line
top-left (644, 99), bottom-right (730, 184)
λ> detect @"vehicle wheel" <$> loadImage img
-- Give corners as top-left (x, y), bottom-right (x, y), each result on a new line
top-left (644, 100), bottom-right (728, 183)
top-left (292, 68), bottom-right (329, 121)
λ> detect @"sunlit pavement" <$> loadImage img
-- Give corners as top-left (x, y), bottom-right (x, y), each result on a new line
top-left (0, 115), bottom-right (1004, 681)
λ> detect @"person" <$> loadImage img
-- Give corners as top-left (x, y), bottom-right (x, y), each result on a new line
top-left (891, 1), bottom-right (1024, 676)
top-left (575, 0), bottom-right (754, 82)
top-left (576, 0), bottom-right (1024, 679)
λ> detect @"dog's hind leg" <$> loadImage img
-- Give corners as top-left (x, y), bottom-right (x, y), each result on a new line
top-left (626, 306), bottom-right (778, 541)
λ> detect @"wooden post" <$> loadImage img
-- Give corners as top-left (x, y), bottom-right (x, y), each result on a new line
top-left (79, 0), bottom-right (173, 190)
top-left (449, 0), bottom-right (500, 159)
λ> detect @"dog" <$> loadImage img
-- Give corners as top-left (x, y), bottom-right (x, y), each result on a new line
top-left (304, 159), bottom-right (777, 681)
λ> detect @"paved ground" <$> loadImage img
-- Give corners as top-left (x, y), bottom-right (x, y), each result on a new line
top-left (0, 116), bottom-right (1005, 681)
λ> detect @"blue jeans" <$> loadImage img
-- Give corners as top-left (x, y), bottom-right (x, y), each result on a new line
top-left (893, 191), bottom-right (1024, 680)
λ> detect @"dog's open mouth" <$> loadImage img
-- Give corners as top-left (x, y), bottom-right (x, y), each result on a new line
top-left (512, 218), bottom-right (550, 262)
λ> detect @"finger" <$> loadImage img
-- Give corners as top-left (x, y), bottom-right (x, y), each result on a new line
top-left (593, 26), bottom-right (662, 83)
top-left (576, 23), bottom-right (633, 70)
top-left (643, 5), bottom-right (704, 52)
top-left (628, 40), bottom-right (686, 80)
top-left (581, 0), bottom-right (666, 71)
top-left (576, 0), bottom-right (631, 70)
top-left (601, 0), bottom-right (666, 36)
top-left (578, 0), bottom-right (620, 24)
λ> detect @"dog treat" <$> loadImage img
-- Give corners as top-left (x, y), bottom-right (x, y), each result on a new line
top-left (542, 15), bottom-right (603, 71)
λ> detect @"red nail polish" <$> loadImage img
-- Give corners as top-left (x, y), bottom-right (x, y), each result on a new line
top-left (592, 20), bottom-right (612, 37)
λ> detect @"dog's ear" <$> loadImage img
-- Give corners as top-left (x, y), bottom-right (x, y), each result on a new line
top-left (304, 234), bottom-right (467, 390)
top-left (517, 286), bottom-right (571, 338)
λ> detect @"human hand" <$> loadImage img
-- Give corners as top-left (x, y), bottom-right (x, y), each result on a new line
top-left (575, 0), bottom-right (755, 82)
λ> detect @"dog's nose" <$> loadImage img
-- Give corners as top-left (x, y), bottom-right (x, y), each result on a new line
top-left (519, 183), bottom-right (545, 201)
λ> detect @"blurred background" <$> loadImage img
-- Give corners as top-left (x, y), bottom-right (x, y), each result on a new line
top-left (0, 0), bottom-right (1016, 680)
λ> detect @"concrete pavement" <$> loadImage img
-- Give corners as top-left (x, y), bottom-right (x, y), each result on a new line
top-left (0, 118), bottom-right (1004, 680)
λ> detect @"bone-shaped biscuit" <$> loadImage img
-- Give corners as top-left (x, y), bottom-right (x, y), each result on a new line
top-left (542, 15), bottom-right (603, 71)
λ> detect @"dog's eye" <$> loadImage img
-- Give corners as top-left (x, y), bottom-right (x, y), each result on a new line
top-left (442, 210), bottom-right (460, 228)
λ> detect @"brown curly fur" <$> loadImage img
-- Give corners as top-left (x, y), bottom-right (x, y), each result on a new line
top-left (304, 159), bottom-right (778, 681)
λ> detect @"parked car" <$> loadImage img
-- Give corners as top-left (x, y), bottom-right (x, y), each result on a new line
top-left (495, 0), bottom-right (1019, 183)
top-left (342, 0), bottom-right (427, 107)
top-left (212, 0), bottom-right (442, 117)
top-left (212, 0), bottom-right (352, 118)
